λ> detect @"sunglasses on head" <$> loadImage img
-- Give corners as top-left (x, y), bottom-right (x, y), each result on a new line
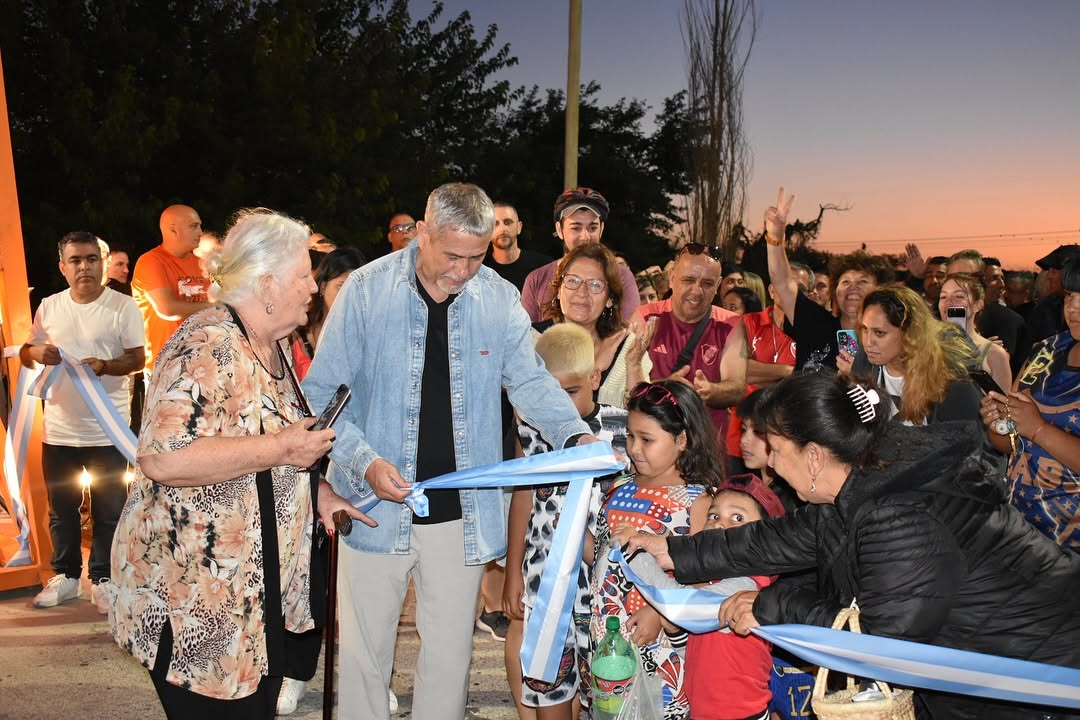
top-left (678, 243), bottom-right (723, 261)
top-left (630, 382), bottom-right (685, 422)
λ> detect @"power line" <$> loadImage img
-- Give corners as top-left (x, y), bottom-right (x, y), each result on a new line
top-left (813, 228), bottom-right (1080, 248)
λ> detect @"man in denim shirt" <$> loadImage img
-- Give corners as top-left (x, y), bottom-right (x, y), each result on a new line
top-left (304, 183), bottom-right (597, 720)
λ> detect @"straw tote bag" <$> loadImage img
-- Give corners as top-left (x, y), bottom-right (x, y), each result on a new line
top-left (811, 608), bottom-right (916, 720)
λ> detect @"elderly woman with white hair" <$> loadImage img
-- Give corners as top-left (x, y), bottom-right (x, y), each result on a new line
top-left (109, 208), bottom-right (371, 719)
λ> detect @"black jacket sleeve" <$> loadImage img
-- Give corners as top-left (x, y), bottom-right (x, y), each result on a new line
top-left (846, 502), bottom-right (966, 642)
top-left (754, 581), bottom-right (842, 628)
top-left (667, 505), bottom-right (822, 585)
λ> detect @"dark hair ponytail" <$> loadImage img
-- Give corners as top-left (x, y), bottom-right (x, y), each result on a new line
top-left (759, 372), bottom-right (887, 467)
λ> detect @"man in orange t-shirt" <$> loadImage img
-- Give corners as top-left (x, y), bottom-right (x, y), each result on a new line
top-left (131, 205), bottom-right (211, 372)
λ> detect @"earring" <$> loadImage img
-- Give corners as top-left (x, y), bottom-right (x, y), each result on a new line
top-left (809, 472), bottom-right (817, 494)
top-left (265, 302), bottom-right (274, 315)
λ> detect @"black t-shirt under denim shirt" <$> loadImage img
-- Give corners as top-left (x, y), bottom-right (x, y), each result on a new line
top-left (413, 276), bottom-right (462, 525)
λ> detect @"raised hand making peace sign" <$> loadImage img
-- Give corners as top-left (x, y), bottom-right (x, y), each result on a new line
top-left (764, 186), bottom-right (796, 245)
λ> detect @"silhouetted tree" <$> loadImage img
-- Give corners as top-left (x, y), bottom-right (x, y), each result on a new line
top-left (680, 0), bottom-right (756, 256)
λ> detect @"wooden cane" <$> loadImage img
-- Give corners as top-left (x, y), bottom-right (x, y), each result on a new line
top-left (323, 510), bottom-right (352, 720)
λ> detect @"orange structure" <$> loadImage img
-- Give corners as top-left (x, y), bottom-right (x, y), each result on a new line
top-left (0, 49), bottom-right (52, 590)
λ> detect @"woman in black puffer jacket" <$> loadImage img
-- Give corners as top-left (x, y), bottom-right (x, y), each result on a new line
top-left (617, 371), bottom-right (1080, 720)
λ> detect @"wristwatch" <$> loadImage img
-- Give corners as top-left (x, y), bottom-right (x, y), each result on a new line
top-left (991, 417), bottom-right (1017, 436)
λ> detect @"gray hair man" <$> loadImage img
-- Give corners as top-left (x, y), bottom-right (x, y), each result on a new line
top-left (304, 182), bottom-right (599, 720)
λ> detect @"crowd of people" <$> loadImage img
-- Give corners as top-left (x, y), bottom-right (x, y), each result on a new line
top-left (17, 182), bottom-right (1080, 720)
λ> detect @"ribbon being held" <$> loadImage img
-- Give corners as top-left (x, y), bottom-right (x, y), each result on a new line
top-left (612, 545), bottom-right (1080, 710)
top-left (337, 442), bottom-right (624, 683)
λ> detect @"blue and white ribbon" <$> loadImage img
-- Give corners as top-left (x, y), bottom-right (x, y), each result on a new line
top-left (2, 349), bottom-right (138, 567)
top-left (340, 442), bottom-right (623, 683)
top-left (612, 546), bottom-right (1080, 709)
top-left (2, 361), bottom-right (44, 567)
top-left (519, 473), bottom-right (592, 682)
top-left (39, 349), bottom-right (138, 464)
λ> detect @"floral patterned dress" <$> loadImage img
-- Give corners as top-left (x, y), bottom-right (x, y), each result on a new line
top-left (592, 479), bottom-right (706, 720)
top-left (109, 306), bottom-right (314, 700)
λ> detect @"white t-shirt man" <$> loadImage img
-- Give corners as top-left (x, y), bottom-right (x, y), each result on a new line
top-left (27, 287), bottom-right (145, 446)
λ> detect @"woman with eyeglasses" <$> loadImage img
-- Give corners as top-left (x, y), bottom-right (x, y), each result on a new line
top-left (849, 285), bottom-right (982, 425)
top-left (617, 371), bottom-right (1080, 720)
top-left (593, 380), bottom-right (724, 720)
top-left (539, 244), bottom-right (651, 407)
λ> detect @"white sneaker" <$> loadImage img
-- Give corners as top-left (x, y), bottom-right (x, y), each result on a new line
top-left (276, 677), bottom-right (306, 715)
top-left (90, 578), bottom-right (113, 615)
top-left (388, 687), bottom-right (398, 714)
top-left (33, 574), bottom-right (82, 608)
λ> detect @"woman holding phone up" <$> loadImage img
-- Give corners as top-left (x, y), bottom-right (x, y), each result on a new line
top-left (939, 272), bottom-right (1012, 393)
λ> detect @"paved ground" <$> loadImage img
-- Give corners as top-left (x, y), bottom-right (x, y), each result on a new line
top-left (0, 576), bottom-right (519, 720)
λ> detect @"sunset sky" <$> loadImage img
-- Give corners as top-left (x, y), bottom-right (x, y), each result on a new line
top-left (417, 0), bottom-right (1080, 269)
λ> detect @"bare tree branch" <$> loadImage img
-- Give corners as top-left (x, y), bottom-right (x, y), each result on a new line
top-left (680, 0), bottom-right (756, 257)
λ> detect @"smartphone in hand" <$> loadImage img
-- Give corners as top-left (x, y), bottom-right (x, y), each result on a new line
top-left (836, 329), bottom-right (859, 357)
top-left (312, 384), bottom-right (351, 431)
top-left (969, 369), bottom-right (1004, 396)
top-left (945, 306), bottom-right (967, 331)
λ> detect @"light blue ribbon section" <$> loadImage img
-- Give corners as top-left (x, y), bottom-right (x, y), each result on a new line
top-left (612, 547), bottom-right (1080, 709)
top-left (339, 442), bottom-right (623, 683)
top-left (611, 545), bottom-right (733, 634)
top-left (2, 350), bottom-right (138, 567)
top-left (519, 473), bottom-right (592, 682)
top-left (51, 349), bottom-right (138, 464)
top-left (3, 363), bottom-right (44, 567)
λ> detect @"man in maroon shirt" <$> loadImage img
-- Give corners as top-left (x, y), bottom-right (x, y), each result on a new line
top-left (630, 245), bottom-right (746, 440)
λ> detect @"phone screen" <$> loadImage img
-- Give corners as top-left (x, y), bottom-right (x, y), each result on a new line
top-left (836, 329), bottom-right (859, 356)
top-left (311, 384), bottom-right (351, 431)
top-left (945, 306), bottom-right (967, 331)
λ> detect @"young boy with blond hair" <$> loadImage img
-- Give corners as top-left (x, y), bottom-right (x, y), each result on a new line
top-left (503, 323), bottom-right (628, 720)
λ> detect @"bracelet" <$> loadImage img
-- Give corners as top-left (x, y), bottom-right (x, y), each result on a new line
top-left (1030, 422), bottom-right (1051, 445)
top-left (765, 236), bottom-right (784, 247)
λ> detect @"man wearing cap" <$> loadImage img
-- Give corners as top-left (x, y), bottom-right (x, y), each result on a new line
top-left (1028, 245), bottom-right (1080, 343)
top-left (520, 188), bottom-right (640, 323)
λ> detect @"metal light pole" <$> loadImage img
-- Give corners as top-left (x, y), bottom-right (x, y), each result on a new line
top-left (563, 0), bottom-right (582, 190)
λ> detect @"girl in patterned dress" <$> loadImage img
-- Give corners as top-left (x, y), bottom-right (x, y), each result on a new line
top-left (592, 380), bottom-right (724, 720)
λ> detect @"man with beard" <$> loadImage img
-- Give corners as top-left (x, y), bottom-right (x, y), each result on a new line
top-left (22, 232), bottom-right (144, 611)
top-left (482, 201), bottom-right (551, 292)
top-left (477, 200), bottom-right (553, 642)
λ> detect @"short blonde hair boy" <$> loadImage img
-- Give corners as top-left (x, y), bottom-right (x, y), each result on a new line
top-left (534, 323), bottom-right (595, 378)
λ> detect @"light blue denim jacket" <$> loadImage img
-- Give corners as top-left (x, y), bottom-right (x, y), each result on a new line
top-left (302, 242), bottom-right (589, 563)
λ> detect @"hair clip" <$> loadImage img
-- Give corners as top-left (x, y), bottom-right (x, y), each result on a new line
top-left (208, 272), bottom-right (222, 286)
top-left (847, 384), bottom-right (880, 424)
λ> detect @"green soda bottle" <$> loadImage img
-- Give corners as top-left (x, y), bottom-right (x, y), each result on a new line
top-left (591, 616), bottom-right (636, 719)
